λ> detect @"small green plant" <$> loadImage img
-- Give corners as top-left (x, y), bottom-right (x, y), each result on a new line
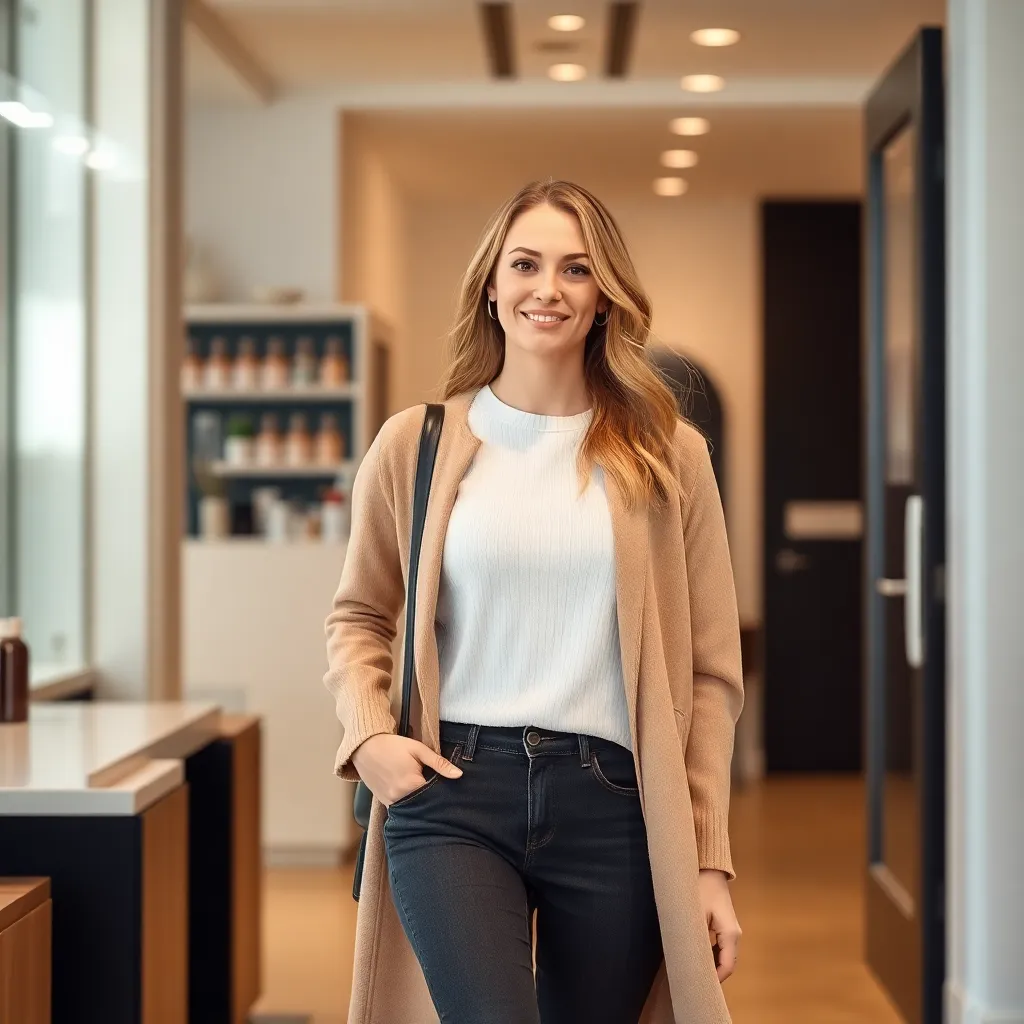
top-left (226, 413), bottom-right (255, 438)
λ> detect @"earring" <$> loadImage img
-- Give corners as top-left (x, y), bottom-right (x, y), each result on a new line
top-left (487, 298), bottom-right (498, 321)
top-left (594, 308), bottom-right (610, 327)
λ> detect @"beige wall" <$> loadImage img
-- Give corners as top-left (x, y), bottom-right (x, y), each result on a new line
top-left (340, 114), bottom-right (408, 403)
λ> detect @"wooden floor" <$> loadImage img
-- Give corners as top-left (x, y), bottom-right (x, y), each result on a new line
top-left (253, 776), bottom-right (904, 1024)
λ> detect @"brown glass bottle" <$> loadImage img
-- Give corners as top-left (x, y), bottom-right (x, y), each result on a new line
top-left (0, 618), bottom-right (29, 723)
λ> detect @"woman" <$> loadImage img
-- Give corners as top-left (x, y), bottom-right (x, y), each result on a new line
top-left (325, 179), bottom-right (744, 1024)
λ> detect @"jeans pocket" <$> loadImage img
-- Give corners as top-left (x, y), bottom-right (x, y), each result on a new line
top-left (590, 750), bottom-right (641, 796)
top-left (387, 742), bottom-right (463, 811)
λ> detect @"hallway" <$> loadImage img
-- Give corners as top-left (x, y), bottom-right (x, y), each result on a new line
top-left (255, 776), bottom-right (902, 1023)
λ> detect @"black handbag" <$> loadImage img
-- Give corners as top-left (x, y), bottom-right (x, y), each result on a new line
top-left (351, 402), bottom-right (445, 901)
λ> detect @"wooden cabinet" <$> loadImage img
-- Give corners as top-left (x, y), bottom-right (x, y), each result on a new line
top-left (141, 786), bottom-right (189, 1024)
top-left (186, 715), bottom-right (262, 1024)
top-left (0, 878), bottom-right (52, 1024)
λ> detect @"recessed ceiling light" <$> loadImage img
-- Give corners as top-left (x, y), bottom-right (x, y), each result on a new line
top-left (549, 14), bottom-right (585, 32)
top-left (549, 62), bottom-right (586, 82)
top-left (661, 149), bottom-right (699, 169)
top-left (654, 177), bottom-right (688, 197)
top-left (690, 28), bottom-right (740, 47)
top-left (681, 74), bottom-right (725, 93)
top-left (670, 116), bottom-right (710, 136)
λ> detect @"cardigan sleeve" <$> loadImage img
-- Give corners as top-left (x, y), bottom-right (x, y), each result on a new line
top-left (682, 438), bottom-right (745, 879)
top-left (323, 427), bottom-right (404, 782)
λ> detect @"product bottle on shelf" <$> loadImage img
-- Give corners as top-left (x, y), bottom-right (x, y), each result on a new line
top-left (292, 336), bottom-right (318, 388)
top-left (320, 488), bottom-right (350, 543)
top-left (255, 413), bottom-right (283, 466)
top-left (191, 410), bottom-right (223, 464)
top-left (0, 617), bottom-right (29, 724)
top-left (285, 412), bottom-right (313, 467)
top-left (261, 336), bottom-right (290, 390)
top-left (233, 335), bottom-right (259, 391)
top-left (320, 336), bottom-right (345, 387)
top-left (181, 335), bottom-right (204, 391)
top-left (315, 413), bottom-right (343, 466)
top-left (204, 336), bottom-right (231, 390)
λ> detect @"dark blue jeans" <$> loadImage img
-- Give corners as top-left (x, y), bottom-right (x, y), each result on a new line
top-left (383, 722), bottom-right (664, 1023)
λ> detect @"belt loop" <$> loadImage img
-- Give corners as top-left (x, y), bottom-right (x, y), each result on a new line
top-left (462, 724), bottom-right (480, 762)
top-left (578, 734), bottom-right (591, 768)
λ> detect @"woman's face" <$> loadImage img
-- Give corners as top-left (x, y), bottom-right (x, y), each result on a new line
top-left (487, 203), bottom-right (608, 358)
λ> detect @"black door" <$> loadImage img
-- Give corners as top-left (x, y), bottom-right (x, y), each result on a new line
top-left (863, 28), bottom-right (946, 1024)
top-left (762, 201), bottom-right (864, 772)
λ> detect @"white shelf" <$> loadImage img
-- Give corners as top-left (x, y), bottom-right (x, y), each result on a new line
top-left (211, 461), bottom-right (353, 478)
top-left (185, 303), bottom-right (369, 323)
top-left (183, 538), bottom-right (348, 549)
top-left (184, 384), bottom-right (359, 402)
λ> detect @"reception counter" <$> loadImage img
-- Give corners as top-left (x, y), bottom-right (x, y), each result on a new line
top-left (0, 702), bottom-right (261, 1024)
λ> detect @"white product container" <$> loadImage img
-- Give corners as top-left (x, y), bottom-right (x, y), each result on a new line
top-left (265, 500), bottom-right (290, 543)
top-left (321, 498), bottom-right (350, 542)
top-left (224, 435), bottom-right (254, 467)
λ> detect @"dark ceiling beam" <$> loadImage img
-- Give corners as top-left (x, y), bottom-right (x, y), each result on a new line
top-left (604, 2), bottom-right (639, 78)
top-left (479, 3), bottom-right (516, 79)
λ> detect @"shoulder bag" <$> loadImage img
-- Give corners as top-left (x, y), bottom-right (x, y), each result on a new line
top-left (351, 402), bottom-right (445, 901)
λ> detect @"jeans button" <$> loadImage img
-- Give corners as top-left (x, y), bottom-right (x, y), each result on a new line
top-left (526, 730), bottom-right (541, 747)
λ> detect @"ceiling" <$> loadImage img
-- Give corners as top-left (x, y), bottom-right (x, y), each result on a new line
top-left (190, 0), bottom-right (946, 100)
top-left (346, 106), bottom-right (864, 201)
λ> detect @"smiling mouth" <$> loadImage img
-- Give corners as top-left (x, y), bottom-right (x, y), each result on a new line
top-left (521, 312), bottom-right (569, 323)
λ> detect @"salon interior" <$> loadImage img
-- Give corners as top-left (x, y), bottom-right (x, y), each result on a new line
top-left (0, 0), bottom-right (1021, 1022)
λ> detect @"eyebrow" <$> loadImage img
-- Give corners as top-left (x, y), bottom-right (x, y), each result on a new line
top-left (508, 246), bottom-right (590, 261)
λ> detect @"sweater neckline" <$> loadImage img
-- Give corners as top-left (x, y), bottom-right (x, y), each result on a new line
top-left (475, 384), bottom-right (593, 434)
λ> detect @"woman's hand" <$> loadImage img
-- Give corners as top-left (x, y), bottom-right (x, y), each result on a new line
top-left (699, 868), bottom-right (742, 983)
top-left (351, 734), bottom-right (463, 807)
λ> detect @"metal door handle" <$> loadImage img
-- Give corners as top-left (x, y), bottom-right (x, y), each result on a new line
top-left (872, 497), bottom-right (924, 668)
top-left (904, 495), bottom-right (924, 668)
top-left (876, 578), bottom-right (908, 597)
top-left (775, 548), bottom-right (810, 573)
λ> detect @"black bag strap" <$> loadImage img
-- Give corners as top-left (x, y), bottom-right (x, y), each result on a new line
top-left (399, 403), bottom-right (445, 737)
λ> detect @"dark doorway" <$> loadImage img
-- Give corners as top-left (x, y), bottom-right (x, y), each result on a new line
top-left (762, 201), bottom-right (864, 773)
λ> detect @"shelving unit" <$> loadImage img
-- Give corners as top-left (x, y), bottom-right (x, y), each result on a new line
top-left (181, 304), bottom-right (391, 862)
top-left (182, 303), bottom-right (389, 539)
top-left (209, 461), bottom-right (354, 479)
top-left (184, 384), bottom-right (361, 402)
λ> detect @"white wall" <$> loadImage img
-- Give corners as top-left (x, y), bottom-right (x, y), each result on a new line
top-left (185, 96), bottom-right (337, 302)
top-left (946, 0), bottom-right (1024, 1021)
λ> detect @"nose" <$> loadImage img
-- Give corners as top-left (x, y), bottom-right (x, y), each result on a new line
top-left (533, 269), bottom-right (562, 303)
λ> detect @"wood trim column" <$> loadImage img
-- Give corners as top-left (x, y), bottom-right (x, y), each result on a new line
top-left (142, 786), bottom-right (189, 1024)
top-left (147, 0), bottom-right (185, 701)
top-left (225, 715), bottom-right (262, 1024)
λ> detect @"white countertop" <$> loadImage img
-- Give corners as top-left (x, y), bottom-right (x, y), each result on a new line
top-left (0, 701), bottom-right (221, 816)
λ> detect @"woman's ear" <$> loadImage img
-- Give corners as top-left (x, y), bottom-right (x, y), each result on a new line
top-left (486, 283), bottom-right (497, 303)
top-left (597, 296), bottom-right (610, 314)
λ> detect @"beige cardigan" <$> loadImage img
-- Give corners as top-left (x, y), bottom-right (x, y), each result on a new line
top-left (324, 388), bottom-right (744, 1023)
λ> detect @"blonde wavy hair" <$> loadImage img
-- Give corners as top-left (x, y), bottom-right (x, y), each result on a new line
top-left (440, 179), bottom-right (687, 512)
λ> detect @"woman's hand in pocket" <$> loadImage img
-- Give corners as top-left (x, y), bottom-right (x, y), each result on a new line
top-left (351, 734), bottom-right (463, 807)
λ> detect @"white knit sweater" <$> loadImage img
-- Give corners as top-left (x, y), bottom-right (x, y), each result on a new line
top-left (435, 384), bottom-right (631, 751)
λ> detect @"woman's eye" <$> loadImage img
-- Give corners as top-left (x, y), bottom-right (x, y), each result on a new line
top-left (566, 265), bottom-right (590, 277)
top-left (512, 259), bottom-right (535, 272)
